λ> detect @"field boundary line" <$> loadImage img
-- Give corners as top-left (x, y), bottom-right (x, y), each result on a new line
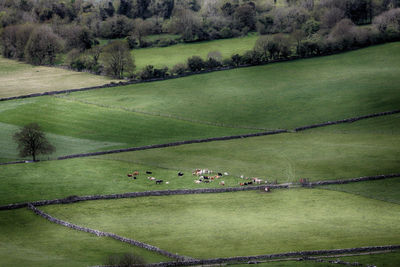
top-left (56, 129), bottom-right (288, 160)
top-left (27, 204), bottom-right (193, 261)
top-left (54, 95), bottom-right (273, 131)
top-left (0, 185), bottom-right (289, 210)
top-left (91, 246), bottom-right (400, 267)
top-left (1, 109), bottom-right (398, 166)
top-left (1, 173), bottom-right (400, 210)
top-left (305, 173), bottom-right (400, 186)
top-left (294, 110), bottom-right (400, 132)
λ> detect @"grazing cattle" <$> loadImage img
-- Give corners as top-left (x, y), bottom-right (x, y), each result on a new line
top-left (203, 176), bottom-right (209, 180)
top-left (156, 180), bottom-right (163, 184)
top-left (240, 175), bottom-right (244, 179)
top-left (166, 181), bottom-right (169, 184)
top-left (146, 171), bottom-right (152, 174)
top-left (203, 180), bottom-right (210, 183)
top-left (219, 181), bottom-right (225, 186)
top-left (218, 172), bottom-right (223, 176)
top-left (148, 177), bottom-right (156, 181)
top-left (240, 182), bottom-right (244, 186)
top-left (127, 174), bottom-right (133, 177)
top-left (194, 180), bottom-right (202, 184)
top-left (178, 172), bottom-right (184, 176)
top-left (248, 181), bottom-right (253, 185)
top-left (253, 178), bottom-right (262, 184)
top-left (224, 172), bottom-right (229, 176)
top-left (133, 177), bottom-right (137, 180)
top-left (133, 171), bottom-right (139, 175)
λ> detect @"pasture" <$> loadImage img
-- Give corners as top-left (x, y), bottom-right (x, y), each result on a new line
top-left (0, 209), bottom-right (168, 267)
top-left (41, 189), bottom-right (400, 259)
top-left (1, 43), bottom-right (399, 163)
top-left (1, 113), bottom-right (399, 205)
top-left (70, 43), bottom-right (400, 130)
top-left (0, 56), bottom-right (119, 98)
top-left (132, 34), bottom-right (258, 70)
top-left (0, 42), bottom-right (399, 267)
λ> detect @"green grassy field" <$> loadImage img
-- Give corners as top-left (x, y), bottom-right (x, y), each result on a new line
top-left (71, 43), bottom-right (400, 129)
top-left (100, 114), bottom-right (400, 182)
top-left (1, 114), bottom-right (399, 205)
top-left (0, 56), bottom-right (120, 98)
top-left (320, 178), bottom-right (400, 204)
top-left (1, 43), bottom-right (399, 163)
top-left (132, 34), bottom-right (259, 70)
top-left (0, 209), bottom-right (168, 267)
top-left (0, 96), bottom-right (251, 162)
top-left (41, 189), bottom-right (400, 259)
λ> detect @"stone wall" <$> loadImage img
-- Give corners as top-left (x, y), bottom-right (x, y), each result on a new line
top-left (28, 204), bottom-right (190, 261)
top-left (57, 129), bottom-right (288, 160)
top-left (0, 185), bottom-right (288, 210)
top-left (306, 173), bottom-right (400, 187)
top-left (295, 110), bottom-right (400, 132)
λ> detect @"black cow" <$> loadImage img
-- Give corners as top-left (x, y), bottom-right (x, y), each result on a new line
top-left (156, 180), bottom-right (163, 184)
top-left (133, 177), bottom-right (137, 180)
top-left (146, 171), bottom-right (152, 174)
top-left (218, 172), bottom-right (223, 176)
top-left (178, 172), bottom-right (184, 176)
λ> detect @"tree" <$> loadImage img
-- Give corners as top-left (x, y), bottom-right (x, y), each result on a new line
top-left (24, 25), bottom-right (63, 65)
top-left (101, 40), bottom-right (135, 78)
top-left (13, 123), bottom-right (55, 161)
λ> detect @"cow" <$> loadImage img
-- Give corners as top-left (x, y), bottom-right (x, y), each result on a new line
top-left (178, 172), bottom-right (184, 176)
top-left (146, 171), bottom-right (152, 174)
top-left (218, 172), bottom-right (223, 176)
top-left (194, 180), bottom-right (202, 184)
top-left (148, 177), bottom-right (156, 181)
top-left (133, 171), bottom-right (139, 175)
top-left (127, 174), bottom-right (133, 177)
top-left (156, 180), bottom-right (163, 184)
top-left (133, 176), bottom-right (137, 180)
top-left (219, 181), bottom-right (225, 186)
top-left (224, 172), bottom-right (229, 176)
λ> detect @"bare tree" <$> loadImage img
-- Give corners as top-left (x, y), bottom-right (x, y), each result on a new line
top-left (101, 40), bottom-right (135, 78)
top-left (13, 123), bottom-right (55, 161)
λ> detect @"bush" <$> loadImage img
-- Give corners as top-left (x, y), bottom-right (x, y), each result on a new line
top-left (187, 56), bottom-right (205, 71)
top-left (171, 63), bottom-right (187, 75)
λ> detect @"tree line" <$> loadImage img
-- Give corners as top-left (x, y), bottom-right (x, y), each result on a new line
top-left (1, 0), bottom-right (400, 79)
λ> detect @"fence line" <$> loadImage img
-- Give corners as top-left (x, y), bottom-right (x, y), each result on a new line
top-left (295, 110), bottom-right (400, 132)
top-left (27, 204), bottom-right (192, 261)
top-left (0, 185), bottom-right (288, 211)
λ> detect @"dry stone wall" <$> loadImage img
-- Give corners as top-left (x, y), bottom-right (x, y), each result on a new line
top-left (0, 185), bottom-right (288, 210)
top-left (28, 204), bottom-right (190, 261)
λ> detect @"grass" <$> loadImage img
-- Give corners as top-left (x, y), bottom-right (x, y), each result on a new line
top-left (0, 209), bottom-right (169, 267)
top-left (320, 178), bottom-right (400, 204)
top-left (41, 189), bottom-right (400, 259)
top-left (132, 34), bottom-right (259, 70)
top-left (1, 114), bottom-right (399, 205)
top-left (100, 114), bottom-right (400, 182)
top-left (0, 96), bottom-right (251, 161)
top-left (0, 56), bottom-right (120, 98)
top-left (70, 42), bottom-right (400, 130)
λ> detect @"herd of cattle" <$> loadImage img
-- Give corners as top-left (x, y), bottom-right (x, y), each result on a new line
top-left (126, 168), bottom-right (268, 187)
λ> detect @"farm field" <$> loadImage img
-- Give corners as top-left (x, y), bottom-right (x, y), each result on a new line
top-left (0, 56), bottom-right (119, 98)
top-left (1, 42), bottom-right (399, 267)
top-left (1, 43), bottom-right (399, 163)
top-left (70, 43), bottom-right (400, 130)
top-left (1, 114), bottom-right (399, 205)
top-left (0, 209), bottom-right (168, 267)
top-left (132, 34), bottom-right (258, 70)
top-left (41, 189), bottom-right (400, 259)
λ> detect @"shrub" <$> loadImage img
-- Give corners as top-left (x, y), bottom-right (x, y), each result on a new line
top-left (187, 56), bottom-right (205, 71)
top-left (171, 63), bottom-right (187, 75)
